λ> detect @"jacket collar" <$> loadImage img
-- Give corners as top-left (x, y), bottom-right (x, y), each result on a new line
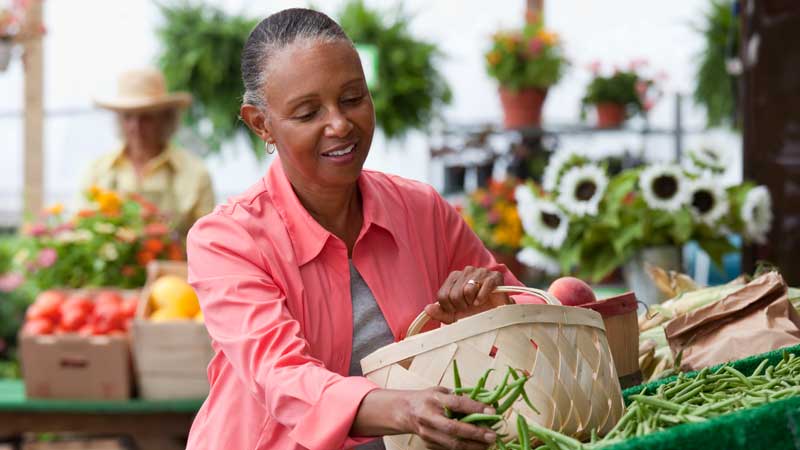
top-left (264, 161), bottom-right (397, 266)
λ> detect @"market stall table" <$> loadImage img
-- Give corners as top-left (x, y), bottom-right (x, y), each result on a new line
top-left (0, 380), bottom-right (202, 450)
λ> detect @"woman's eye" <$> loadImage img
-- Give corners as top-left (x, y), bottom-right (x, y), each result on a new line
top-left (342, 96), bottom-right (363, 104)
top-left (294, 111), bottom-right (317, 121)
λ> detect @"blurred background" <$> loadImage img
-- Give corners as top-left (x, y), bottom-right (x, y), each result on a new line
top-left (1, 0), bottom-right (799, 449)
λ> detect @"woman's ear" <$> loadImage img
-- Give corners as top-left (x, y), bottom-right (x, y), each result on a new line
top-left (240, 104), bottom-right (273, 143)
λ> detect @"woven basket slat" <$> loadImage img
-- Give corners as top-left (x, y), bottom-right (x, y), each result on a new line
top-left (407, 342), bottom-right (457, 386)
top-left (361, 288), bottom-right (624, 449)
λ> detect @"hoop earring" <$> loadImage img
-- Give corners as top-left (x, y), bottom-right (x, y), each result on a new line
top-left (265, 142), bottom-right (276, 154)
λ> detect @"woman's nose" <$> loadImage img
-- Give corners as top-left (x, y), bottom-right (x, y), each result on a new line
top-left (324, 108), bottom-right (354, 138)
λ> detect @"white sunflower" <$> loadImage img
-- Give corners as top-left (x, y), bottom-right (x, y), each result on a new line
top-left (542, 148), bottom-right (588, 192)
top-left (741, 186), bottom-right (773, 244)
top-left (556, 164), bottom-right (609, 217)
top-left (687, 178), bottom-right (729, 225)
top-left (639, 164), bottom-right (690, 212)
top-left (517, 247), bottom-right (561, 276)
top-left (517, 196), bottom-right (569, 250)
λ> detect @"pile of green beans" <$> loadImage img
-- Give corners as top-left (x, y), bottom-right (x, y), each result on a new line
top-left (445, 361), bottom-right (536, 436)
top-left (494, 351), bottom-right (800, 450)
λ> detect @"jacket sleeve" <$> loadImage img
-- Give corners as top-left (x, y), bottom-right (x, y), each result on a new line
top-left (187, 213), bottom-right (380, 450)
top-left (434, 190), bottom-right (545, 305)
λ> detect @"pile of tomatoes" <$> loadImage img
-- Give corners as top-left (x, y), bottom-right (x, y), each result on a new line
top-left (22, 289), bottom-right (139, 336)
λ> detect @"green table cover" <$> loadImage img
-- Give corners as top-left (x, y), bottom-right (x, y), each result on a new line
top-left (0, 380), bottom-right (203, 414)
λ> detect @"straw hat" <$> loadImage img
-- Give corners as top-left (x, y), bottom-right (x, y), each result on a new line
top-left (94, 67), bottom-right (192, 112)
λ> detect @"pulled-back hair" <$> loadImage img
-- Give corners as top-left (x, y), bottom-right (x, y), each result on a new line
top-left (241, 8), bottom-right (351, 109)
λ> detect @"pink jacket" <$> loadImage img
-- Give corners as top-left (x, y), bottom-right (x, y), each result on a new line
top-left (185, 162), bottom-right (538, 450)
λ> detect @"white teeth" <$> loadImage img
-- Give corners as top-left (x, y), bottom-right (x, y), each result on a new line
top-left (325, 144), bottom-right (354, 157)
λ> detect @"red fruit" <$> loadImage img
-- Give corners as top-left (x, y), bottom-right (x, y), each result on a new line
top-left (22, 318), bottom-right (54, 335)
top-left (77, 324), bottom-right (94, 336)
top-left (547, 277), bottom-right (597, 306)
top-left (121, 297), bottom-right (138, 318)
top-left (94, 290), bottom-right (123, 306)
top-left (61, 295), bottom-right (94, 316)
top-left (28, 290), bottom-right (65, 323)
top-left (60, 306), bottom-right (88, 331)
top-left (92, 302), bottom-right (125, 334)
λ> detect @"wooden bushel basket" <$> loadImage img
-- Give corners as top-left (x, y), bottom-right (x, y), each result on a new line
top-left (360, 286), bottom-right (625, 449)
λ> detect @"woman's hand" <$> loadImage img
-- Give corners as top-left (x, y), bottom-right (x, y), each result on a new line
top-left (403, 386), bottom-right (497, 450)
top-left (425, 266), bottom-right (511, 324)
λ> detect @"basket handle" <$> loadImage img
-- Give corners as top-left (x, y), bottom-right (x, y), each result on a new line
top-left (405, 286), bottom-right (561, 338)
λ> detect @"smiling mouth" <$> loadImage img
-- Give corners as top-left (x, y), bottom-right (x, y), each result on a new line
top-left (322, 143), bottom-right (356, 157)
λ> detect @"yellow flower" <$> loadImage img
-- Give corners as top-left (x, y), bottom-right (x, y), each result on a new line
top-left (486, 50), bottom-right (502, 66)
top-left (45, 203), bottom-right (64, 216)
top-left (97, 191), bottom-right (122, 215)
top-left (537, 29), bottom-right (558, 46)
top-left (464, 215), bottom-right (475, 231)
top-left (87, 185), bottom-right (102, 201)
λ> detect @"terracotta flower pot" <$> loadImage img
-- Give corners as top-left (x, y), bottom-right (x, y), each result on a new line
top-left (595, 102), bottom-right (626, 128)
top-left (499, 87), bottom-right (548, 129)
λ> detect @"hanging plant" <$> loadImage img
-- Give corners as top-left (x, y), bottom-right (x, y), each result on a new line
top-left (156, 2), bottom-right (259, 156)
top-left (337, 0), bottom-right (452, 139)
top-left (694, 0), bottom-right (740, 129)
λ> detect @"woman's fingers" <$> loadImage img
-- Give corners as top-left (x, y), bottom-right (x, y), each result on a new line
top-left (474, 271), bottom-right (504, 306)
top-left (449, 266), bottom-right (481, 311)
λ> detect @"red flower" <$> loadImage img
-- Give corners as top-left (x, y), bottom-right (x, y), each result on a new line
top-left (527, 37), bottom-right (543, 56)
top-left (143, 238), bottom-right (165, 254)
top-left (167, 243), bottom-right (185, 261)
top-left (121, 266), bottom-right (137, 277)
top-left (144, 223), bottom-right (169, 237)
top-left (136, 250), bottom-right (155, 267)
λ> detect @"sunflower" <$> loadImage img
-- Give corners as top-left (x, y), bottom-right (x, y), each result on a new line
top-left (741, 186), bottom-right (772, 244)
top-left (687, 178), bottom-right (729, 225)
top-left (556, 164), bottom-right (609, 217)
top-left (542, 148), bottom-right (588, 192)
top-left (515, 188), bottom-right (569, 250)
top-left (639, 164), bottom-right (689, 212)
top-left (516, 247), bottom-right (560, 276)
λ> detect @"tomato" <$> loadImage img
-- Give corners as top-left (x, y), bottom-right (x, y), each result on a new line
top-left (61, 295), bottom-right (94, 316)
top-left (22, 318), bottom-right (55, 335)
top-left (60, 306), bottom-right (88, 331)
top-left (94, 290), bottom-right (123, 306)
top-left (92, 302), bottom-right (126, 334)
top-left (121, 296), bottom-right (139, 318)
top-left (27, 290), bottom-right (65, 323)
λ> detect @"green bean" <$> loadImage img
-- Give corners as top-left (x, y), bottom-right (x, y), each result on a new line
top-left (751, 359), bottom-right (770, 377)
top-left (723, 366), bottom-right (753, 388)
top-left (483, 369), bottom-right (513, 405)
top-left (453, 360), bottom-right (462, 394)
top-left (629, 395), bottom-right (683, 412)
top-left (673, 384), bottom-right (705, 404)
top-left (470, 369), bottom-right (493, 401)
top-left (517, 415), bottom-right (532, 450)
top-left (497, 382), bottom-right (526, 414)
top-left (459, 413), bottom-right (503, 424)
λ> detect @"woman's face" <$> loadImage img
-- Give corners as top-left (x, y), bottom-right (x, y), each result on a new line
top-left (260, 39), bottom-right (375, 190)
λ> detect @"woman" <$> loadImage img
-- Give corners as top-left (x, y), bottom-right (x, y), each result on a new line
top-left (82, 67), bottom-right (215, 236)
top-left (186, 9), bottom-right (542, 450)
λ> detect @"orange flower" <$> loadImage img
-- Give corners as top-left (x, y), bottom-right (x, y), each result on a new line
top-left (167, 243), bottom-right (185, 261)
top-left (97, 191), bottom-right (122, 215)
top-left (44, 203), bottom-right (64, 216)
top-left (143, 238), bottom-right (165, 254)
top-left (486, 50), bottom-right (502, 66)
top-left (536, 29), bottom-right (558, 46)
top-left (136, 250), bottom-right (155, 267)
top-left (76, 209), bottom-right (95, 218)
top-left (87, 185), bottom-right (102, 201)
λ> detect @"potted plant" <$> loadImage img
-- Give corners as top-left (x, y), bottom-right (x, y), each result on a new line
top-left (460, 178), bottom-right (526, 278)
top-left (514, 148), bottom-right (772, 304)
top-left (582, 60), bottom-right (663, 128)
top-left (485, 14), bottom-right (567, 129)
top-left (338, 0), bottom-right (452, 139)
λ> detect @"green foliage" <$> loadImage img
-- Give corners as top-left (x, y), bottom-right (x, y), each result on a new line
top-left (694, 0), bottom-right (740, 128)
top-left (485, 19), bottom-right (567, 90)
top-left (338, 0), bottom-right (452, 139)
top-left (156, 2), bottom-right (259, 155)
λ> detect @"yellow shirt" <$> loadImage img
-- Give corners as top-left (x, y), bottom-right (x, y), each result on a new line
top-left (80, 145), bottom-right (215, 235)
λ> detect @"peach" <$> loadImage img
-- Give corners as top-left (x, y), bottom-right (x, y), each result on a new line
top-left (547, 277), bottom-right (596, 306)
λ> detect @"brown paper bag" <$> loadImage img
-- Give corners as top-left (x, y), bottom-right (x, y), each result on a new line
top-left (664, 272), bottom-right (800, 372)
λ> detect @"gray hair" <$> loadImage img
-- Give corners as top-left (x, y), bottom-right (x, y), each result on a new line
top-left (241, 8), bottom-right (352, 109)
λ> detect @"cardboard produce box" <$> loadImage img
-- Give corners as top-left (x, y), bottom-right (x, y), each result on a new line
top-left (20, 333), bottom-right (131, 400)
top-left (19, 288), bottom-right (138, 400)
top-left (132, 261), bottom-right (213, 400)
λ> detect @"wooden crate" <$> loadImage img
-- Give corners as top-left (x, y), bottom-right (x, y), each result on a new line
top-left (131, 261), bottom-right (213, 400)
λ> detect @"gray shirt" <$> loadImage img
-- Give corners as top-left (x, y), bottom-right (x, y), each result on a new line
top-left (349, 262), bottom-right (395, 450)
